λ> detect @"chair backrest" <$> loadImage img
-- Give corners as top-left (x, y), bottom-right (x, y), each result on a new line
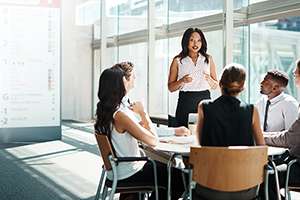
top-left (95, 132), bottom-right (116, 171)
top-left (189, 146), bottom-right (268, 192)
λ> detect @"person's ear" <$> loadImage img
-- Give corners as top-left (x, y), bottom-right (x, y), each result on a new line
top-left (219, 82), bottom-right (223, 88)
top-left (272, 84), bottom-right (280, 92)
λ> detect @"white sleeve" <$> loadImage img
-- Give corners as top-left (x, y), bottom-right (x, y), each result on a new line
top-left (283, 98), bottom-right (299, 130)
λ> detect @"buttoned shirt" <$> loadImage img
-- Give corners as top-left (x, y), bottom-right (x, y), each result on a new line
top-left (256, 93), bottom-right (298, 132)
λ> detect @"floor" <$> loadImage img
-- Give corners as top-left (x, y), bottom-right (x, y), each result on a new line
top-left (0, 124), bottom-right (119, 200)
top-left (0, 122), bottom-right (299, 200)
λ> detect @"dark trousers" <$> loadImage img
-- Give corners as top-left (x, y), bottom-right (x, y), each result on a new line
top-left (118, 161), bottom-right (185, 200)
top-left (193, 184), bottom-right (257, 200)
top-left (175, 90), bottom-right (211, 127)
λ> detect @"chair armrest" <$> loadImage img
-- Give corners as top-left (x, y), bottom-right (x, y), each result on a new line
top-left (115, 156), bottom-right (151, 162)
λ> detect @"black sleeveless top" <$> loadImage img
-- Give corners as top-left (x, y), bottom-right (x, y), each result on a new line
top-left (201, 95), bottom-right (254, 146)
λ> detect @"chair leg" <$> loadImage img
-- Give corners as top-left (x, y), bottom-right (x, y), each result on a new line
top-left (188, 169), bottom-right (193, 200)
top-left (138, 192), bottom-right (143, 200)
top-left (285, 159), bottom-right (298, 200)
top-left (95, 169), bottom-right (106, 200)
top-left (102, 186), bottom-right (108, 200)
top-left (109, 178), bottom-right (118, 200)
top-left (264, 169), bottom-right (269, 200)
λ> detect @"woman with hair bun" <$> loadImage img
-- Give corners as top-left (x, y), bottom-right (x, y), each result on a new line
top-left (193, 63), bottom-right (265, 199)
top-left (196, 63), bottom-right (265, 146)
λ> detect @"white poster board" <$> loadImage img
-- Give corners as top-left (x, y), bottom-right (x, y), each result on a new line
top-left (0, 0), bottom-right (61, 142)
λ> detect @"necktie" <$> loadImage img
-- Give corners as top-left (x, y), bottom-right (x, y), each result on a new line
top-left (263, 100), bottom-right (271, 131)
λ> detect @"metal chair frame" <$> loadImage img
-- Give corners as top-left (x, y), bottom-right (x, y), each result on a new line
top-left (285, 158), bottom-right (300, 200)
top-left (94, 133), bottom-right (159, 200)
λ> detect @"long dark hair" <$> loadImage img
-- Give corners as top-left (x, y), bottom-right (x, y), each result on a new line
top-left (175, 28), bottom-right (209, 63)
top-left (94, 66), bottom-right (126, 138)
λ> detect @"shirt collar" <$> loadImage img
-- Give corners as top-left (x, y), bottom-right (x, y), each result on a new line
top-left (269, 92), bottom-right (285, 104)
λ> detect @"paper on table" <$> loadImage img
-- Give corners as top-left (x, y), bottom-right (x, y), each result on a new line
top-left (159, 135), bottom-right (196, 144)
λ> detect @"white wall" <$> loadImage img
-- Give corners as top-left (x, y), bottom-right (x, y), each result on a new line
top-left (61, 0), bottom-right (93, 121)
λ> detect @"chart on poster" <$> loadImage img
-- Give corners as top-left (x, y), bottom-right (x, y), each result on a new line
top-left (0, 0), bottom-right (60, 129)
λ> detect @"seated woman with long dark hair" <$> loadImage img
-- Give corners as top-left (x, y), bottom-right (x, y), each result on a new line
top-left (194, 63), bottom-right (265, 199)
top-left (94, 64), bottom-right (185, 200)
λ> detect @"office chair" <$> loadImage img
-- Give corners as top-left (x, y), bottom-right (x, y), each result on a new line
top-left (94, 132), bottom-right (159, 200)
top-left (188, 146), bottom-right (268, 200)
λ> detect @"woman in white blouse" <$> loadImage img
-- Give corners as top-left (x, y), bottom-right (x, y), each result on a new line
top-left (168, 27), bottom-right (218, 127)
top-left (95, 63), bottom-right (185, 200)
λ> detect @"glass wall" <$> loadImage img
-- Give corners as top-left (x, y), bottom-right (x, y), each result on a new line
top-left (95, 0), bottom-right (300, 120)
top-left (119, 43), bottom-right (148, 106)
top-left (249, 16), bottom-right (300, 103)
top-left (233, 26), bottom-right (249, 102)
top-left (106, 0), bottom-right (148, 36)
top-left (168, 0), bottom-right (223, 24)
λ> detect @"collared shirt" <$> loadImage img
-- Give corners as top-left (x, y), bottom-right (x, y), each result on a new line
top-left (256, 93), bottom-right (299, 132)
top-left (177, 54), bottom-right (210, 91)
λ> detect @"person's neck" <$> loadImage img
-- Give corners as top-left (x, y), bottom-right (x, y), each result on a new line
top-left (188, 52), bottom-right (198, 59)
top-left (221, 92), bottom-right (239, 97)
top-left (267, 91), bottom-right (282, 100)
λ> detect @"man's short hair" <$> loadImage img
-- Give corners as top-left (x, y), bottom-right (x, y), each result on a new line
top-left (267, 70), bottom-right (289, 87)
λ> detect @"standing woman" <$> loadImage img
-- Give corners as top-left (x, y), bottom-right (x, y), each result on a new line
top-left (168, 27), bottom-right (218, 127)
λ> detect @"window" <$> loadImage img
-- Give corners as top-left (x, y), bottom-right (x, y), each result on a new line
top-left (249, 17), bottom-right (300, 103)
top-left (119, 43), bottom-right (148, 106)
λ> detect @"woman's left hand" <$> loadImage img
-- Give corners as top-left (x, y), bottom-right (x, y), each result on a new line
top-left (174, 126), bottom-right (191, 136)
top-left (204, 72), bottom-right (218, 89)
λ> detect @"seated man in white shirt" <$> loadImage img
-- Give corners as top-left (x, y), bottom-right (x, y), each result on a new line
top-left (256, 70), bottom-right (298, 132)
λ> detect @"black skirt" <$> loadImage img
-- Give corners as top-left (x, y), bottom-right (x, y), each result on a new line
top-left (175, 90), bottom-right (211, 127)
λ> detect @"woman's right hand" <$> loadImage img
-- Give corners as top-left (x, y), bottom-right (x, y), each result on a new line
top-left (180, 74), bottom-right (193, 83)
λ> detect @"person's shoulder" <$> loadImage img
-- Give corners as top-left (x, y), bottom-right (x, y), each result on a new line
top-left (282, 93), bottom-right (298, 104)
top-left (113, 109), bottom-right (126, 120)
top-left (172, 56), bottom-right (181, 65)
top-left (199, 99), bottom-right (213, 107)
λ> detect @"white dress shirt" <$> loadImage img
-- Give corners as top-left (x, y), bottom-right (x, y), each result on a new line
top-left (256, 92), bottom-right (299, 132)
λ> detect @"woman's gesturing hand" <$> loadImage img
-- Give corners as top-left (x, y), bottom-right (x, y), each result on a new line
top-left (130, 101), bottom-right (145, 115)
top-left (180, 74), bottom-right (193, 83)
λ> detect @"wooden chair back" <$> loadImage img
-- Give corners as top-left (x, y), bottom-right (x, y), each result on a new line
top-left (189, 146), bottom-right (268, 192)
top-left (95, 132), bottom-right (115, 171)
